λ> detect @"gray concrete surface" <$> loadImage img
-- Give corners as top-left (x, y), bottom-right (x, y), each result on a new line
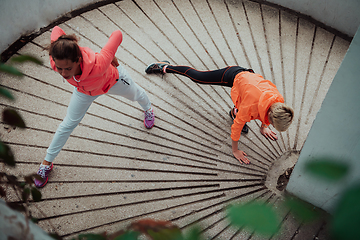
top-left (287, 26), bottom-right (360, 213)
top-left (0, 200), bottom-right (53, 240)
top-left (0, 0), bottom-right (350, 239)
top-left (1, 0), bottom-right (358, 53)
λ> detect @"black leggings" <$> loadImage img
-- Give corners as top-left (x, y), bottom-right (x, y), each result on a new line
top-left (165, 65), bottom-right (253, 87)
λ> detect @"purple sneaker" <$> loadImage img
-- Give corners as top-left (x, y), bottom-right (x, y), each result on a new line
top-left (144, 109), bottom-right (155, 129)
top-left (34, 163), bottom-right (53, 188)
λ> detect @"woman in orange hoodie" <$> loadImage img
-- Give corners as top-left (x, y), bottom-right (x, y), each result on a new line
top-left (34, 26), bottom-right (155, 187)
top-left (145, 62), bottom-right (294, 164)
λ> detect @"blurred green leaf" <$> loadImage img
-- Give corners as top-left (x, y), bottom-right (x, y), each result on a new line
top-left (0, 144), bottom-right (15, 167)
top-left (228, 202), bottom-right (279, 235)
top-left (331, 184), bottom-right (360, 240)
top-left (22, 187), bottom-right (31, 202)
top-left (6, 174), bottom-right (18, 184)
top-left (2, 108), bottom-right (26, 128)
top-left (0, 87), bottom-right (15, 100)
top-left (305, 159), bottom-right (348, 181)
top-left (0, 63), bottom-right (23, 76)
top-left (49, 233), bottom-right (62, 240)
top-left (30, 217), bottom-right (39, 224)
top-left (10, 55), bottom-right (43, 65)
top-left (184, 227), bottom-right (202, 240)
top-left (113, 231), bottom-right (140, 240)
top-left (77, 233), bottom-right (106, 240)
top-left (31, 187), bottom-right (42, 202)
top-left (32, 173), bottom-right (43, 182)
top-left (0, 141), bottom-right (6, 154)
top-left (7, 202), bottom-right (26, 212)
top-left (0, 186), bottom-right (6, 197)
top-left (24, 175), bottom-right (34, 185)
top-left (285, 196), bottom-right (320, 222)
top-left (148, 228), bottom-right (183, 240)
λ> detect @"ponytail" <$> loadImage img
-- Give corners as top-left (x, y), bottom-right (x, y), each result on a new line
top-left (49, 34), bottom-right (82, 63)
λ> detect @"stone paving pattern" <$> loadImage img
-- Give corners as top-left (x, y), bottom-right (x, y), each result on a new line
top-left (0, 0), bottom-right (350, 239)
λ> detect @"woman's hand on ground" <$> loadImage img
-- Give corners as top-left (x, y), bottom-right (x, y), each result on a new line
top-left (233, 149), bottom-right (250, 164)
top-left (260, 127), bottom-right (278, 140)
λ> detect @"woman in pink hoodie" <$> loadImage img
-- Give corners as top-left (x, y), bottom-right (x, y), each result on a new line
top-left (146, 62), bottom-right (294, 164)
top-left (34, 26), bottom-right (155, 187)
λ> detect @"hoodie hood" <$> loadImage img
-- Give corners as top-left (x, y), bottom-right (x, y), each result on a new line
top-left (77, 47), bottom-right (96, 80)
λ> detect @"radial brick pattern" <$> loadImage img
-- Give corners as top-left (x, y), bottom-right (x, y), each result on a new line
top-left (0, 0), bottom-right (350, 239)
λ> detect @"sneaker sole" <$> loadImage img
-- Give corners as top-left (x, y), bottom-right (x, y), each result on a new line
top-left (145, 61), bottom-right (170, 74)
top-left (144, 120), bottom-right (154, 129)
top-left (229, 110), bottom-right (235, 120)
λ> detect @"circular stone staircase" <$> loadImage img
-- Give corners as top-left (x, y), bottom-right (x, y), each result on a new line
top-left (0, 0), bottom-right (350, 239)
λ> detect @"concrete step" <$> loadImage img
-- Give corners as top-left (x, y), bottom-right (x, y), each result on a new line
top-left (0, 0), bottom-right (349, 239)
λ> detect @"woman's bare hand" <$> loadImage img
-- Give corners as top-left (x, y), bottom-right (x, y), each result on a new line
top-left (233, 149), bottom-right (250, 164)
top-left (260, 127), bottom-right (278, 140)
top-left (111, 57), bottom-right (119, 67)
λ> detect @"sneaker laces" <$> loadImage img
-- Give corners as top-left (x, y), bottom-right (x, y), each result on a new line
top-left (37, 165), bottom-right (50, 179)
top-left (145, 110), bottom-right (154, 120)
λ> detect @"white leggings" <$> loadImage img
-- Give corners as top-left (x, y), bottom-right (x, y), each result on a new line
top-left (45, 65), bottom-right (151, 162)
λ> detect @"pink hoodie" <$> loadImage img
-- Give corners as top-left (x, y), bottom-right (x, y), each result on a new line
top-left (230, 71), bottom-right (284, 141)
top-left (50, 26), bottom-right (123, 96)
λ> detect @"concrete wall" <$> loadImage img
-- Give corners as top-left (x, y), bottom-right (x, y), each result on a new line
top-left (0, 0), bottom-right (103, 54)
top-left (286, 26), bottom-right (360, 213)
top-left (1, 0), bottom-right (360, 54)
top-left (0, 200), bottom-right (53, 240)
top-left (266, 0), bottom-right (360, 38)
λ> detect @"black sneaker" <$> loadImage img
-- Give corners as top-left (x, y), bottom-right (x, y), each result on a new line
top-left (242, 123), bottom-right (249, 134)
top-left (229, 107), bottom-right (238, 120)
top-left (229, 107), bottom-right (248, 134)
top-left (145, 61), bottom-right (170, 74)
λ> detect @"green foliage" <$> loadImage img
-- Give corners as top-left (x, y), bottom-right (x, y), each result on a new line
top-left (225, 157), bottom-right (357, 239)
top-left (10, 55), bottom-right (43, 65)
top-left (0, 55), bottom-right (46, 236)
top-left (0, 63), bottom-right (23, 76)
top-left (0, 55), bottom-right (43, 77)
top-left (30, 217), bottom-right (39, 224)
top-left (148, 228), bottom-right (182, 240)
top-left (182, 227), bottom-right (202, 240)
top-left (2, 108), bottom-right (26, 128)
top-left (284, 195), bottom-right (320, 223)
top-left (305, 158), bottom-right (348, 181)
top-left (49, 233), bottom-right (62, 240)
top-left (0, 87), bottom-right (14, 100)
top-left (31, 187), bottom-right (42, 202)
top-left (331, 184), bottom-right (360, 240)
top-left (228, 201), bottom-right (279, 236)
top-left (304, 158), bottom-right (360, 240)
top-left (70, 221), bottom-right (202, 240)
top-left (22, 187), bottom-right (31, 202)
top-left (0, 55), bottom-right (40, 167)
top-left (112, 231), bottom-right (140, 240)
top-left (76, 233), bottom-right (107, 240)
top-left (0, 143), bottom-right (15, 166)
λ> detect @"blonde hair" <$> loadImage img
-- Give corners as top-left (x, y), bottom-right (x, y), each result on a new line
top-left (268, 102), bottom-right (294, 132)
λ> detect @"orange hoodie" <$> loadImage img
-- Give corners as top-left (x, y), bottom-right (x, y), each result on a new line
top-left (49, 26), bottom-right (122, 96)
top-left (230, 71), bottom-right (284, 141)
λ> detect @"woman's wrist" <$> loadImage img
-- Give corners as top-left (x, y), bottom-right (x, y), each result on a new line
top-left (232, 140), bottom-right (238, 152)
